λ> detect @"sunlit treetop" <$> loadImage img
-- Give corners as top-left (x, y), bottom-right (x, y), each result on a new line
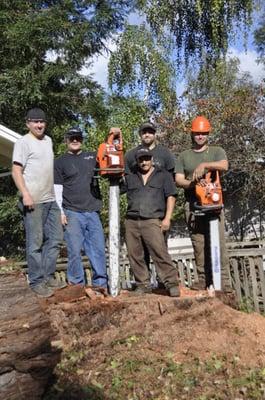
top-left (135, 0), bottom-right (253, 63)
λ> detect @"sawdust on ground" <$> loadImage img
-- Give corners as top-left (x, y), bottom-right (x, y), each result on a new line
top-left (42, 286), bottom-right (265, 399)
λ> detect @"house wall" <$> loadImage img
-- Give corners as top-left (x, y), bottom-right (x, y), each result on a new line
top-left (0, 124), bottom-right (21, 168)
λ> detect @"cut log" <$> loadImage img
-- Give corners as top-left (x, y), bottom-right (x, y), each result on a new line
top-left (0, 273), bottom-right (61, 400)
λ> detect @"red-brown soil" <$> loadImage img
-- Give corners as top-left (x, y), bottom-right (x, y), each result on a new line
top-left (43, 286), bottom-right (265, 400)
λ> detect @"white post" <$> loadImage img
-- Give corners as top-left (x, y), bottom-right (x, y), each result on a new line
top-left (108, 179), bottom-right (120, 296)
top-left (210, 217), bottom-right (221, 291)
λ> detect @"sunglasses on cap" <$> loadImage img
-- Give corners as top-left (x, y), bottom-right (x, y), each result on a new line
top-left (68, 136), bottom-right (83, 142)
top-left (137, 155), bottom-right (152, 161)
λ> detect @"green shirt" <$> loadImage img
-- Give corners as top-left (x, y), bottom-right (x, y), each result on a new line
top-left (175, 146), bottom-right (227, 201)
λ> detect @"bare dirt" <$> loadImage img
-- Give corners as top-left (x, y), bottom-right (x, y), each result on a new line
top-left (42, 286), bottom-right (265, 400)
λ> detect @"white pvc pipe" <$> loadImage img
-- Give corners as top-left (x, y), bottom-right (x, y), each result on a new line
top-left (210, 217), bottom-right (221, 291)
top-left (108, 181), bottom-right (120, 296)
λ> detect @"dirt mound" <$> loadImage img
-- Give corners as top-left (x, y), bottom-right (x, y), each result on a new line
top-left (43, 287), bottom-right (265, 399)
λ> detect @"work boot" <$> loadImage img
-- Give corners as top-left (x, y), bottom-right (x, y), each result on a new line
top-left (46, 277), bottom-right (67, 290)
top-left (133, 285), bottom-right (152, 295)
top-left (190, 281), bottom-right (206, 291)
top-left (168, 286), bottom-right (180, 297)
top-left (31, 283), bottom-right (54, 298)
top-left (157, 281), bottom-right (166, 290)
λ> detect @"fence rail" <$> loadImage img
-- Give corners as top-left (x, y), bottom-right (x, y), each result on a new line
top-left (17, 240), bottom-right (265, 313)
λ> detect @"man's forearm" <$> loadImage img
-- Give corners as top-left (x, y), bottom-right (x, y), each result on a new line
top-left (175, 174), bottom-right (195, 190)
top-left (164, 196), bottom-right (176, 220)
top-left (12, 164), bottom-right (30, 196)
top-left (12, 164), bottom-right (34, 207)
top-left (202, 160), bottom-right (228, 171)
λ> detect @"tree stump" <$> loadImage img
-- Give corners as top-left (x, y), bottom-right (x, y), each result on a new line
top-left (0, 273), bottom-right (61, 400)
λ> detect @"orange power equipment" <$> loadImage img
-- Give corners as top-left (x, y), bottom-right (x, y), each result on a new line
top-left (195, 170), bottom-right (223, 291)
top-left (195, 170), bottom-right (223, 211)
top-left (96, 127), bottom-right (124, 177)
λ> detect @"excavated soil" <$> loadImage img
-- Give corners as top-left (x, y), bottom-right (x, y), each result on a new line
top-left (42, 286), bottom-right (265, 400)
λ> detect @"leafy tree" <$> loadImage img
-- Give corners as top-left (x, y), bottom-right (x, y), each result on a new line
top-left (136, 0), bottom-right (253, 63)
top-left (0, 0), bottom-right (132, 133)
top-left (0, 0), bottom-right (132, 257)
top-left (254, 8), bottom-right (265, 62)
top-left (108, 24), bottom-right (177, 113)
top-left (109, 0), bottom-right (254, 111)
top-left (0, 172), bottom-right (25, 257)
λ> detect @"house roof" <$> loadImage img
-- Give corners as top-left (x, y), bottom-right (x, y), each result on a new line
top-left (0, 124), bottom-right (21, 168)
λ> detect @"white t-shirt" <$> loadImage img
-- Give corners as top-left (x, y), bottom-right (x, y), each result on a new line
top-left (12, 133), bottom-right (55, 203)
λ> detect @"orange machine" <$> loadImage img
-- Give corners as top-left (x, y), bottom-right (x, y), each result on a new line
top-left (195, 170), bottom-right (223, 211)
top-left (96, 127), bottom-right (124, 177)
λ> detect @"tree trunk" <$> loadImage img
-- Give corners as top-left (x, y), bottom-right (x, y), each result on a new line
top-left (0, 273), bottom-right (60, 400)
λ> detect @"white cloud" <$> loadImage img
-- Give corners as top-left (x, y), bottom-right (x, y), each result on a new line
top-left (79, 38), bottom-right (117, 89)
top-left (228, 48), bottom-right (264, 83)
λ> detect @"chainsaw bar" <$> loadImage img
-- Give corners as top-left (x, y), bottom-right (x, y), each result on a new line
top-left (209, 217), bottom-right (221, 291)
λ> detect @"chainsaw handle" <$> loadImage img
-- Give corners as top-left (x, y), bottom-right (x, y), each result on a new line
top-left (193, 202), bottom-right (223, 212)
top-left (107, 128), bottom-right (123, 150)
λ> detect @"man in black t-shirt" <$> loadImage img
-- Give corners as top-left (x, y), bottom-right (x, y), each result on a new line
top-left (54, 127), bottom-right (108, 289)
top-left (125, 121), bottom-right (175, 174)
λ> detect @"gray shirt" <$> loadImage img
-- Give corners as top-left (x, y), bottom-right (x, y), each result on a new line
top-left (12, 133), bottom-right (55, 203)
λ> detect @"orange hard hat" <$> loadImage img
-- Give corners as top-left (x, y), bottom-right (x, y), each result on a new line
top-left (191, 116), bottom-right (211, 133)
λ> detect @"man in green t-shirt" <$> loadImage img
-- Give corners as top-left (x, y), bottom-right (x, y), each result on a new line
top-left (175, 116), bottom-right (232, 292)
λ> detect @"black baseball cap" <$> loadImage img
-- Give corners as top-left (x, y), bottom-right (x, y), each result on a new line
top-left (136, 147), bottom-right (153, 160)
top-left (65, 127), bottom-right (83, 139)
top-left (139, 121), bottom-right (156, 135)
top-left (26, 108), bottom-right (47, 121)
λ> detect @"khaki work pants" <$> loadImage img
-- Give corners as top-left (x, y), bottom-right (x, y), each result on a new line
top-left (125, 218), bottom-right (178, 288)
top-left (185, 202), bottom-right (231, 289)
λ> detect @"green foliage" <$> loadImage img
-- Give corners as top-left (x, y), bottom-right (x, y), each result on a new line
top-left (238, 297), bottom-right (255, 313)
top-left (53, 352), bottom-right (265, 399)
top-left (254, 11), bottom-right (265, 61)
top-left (0, 174), bottom-right (24, 257)
top-left (109, 24), bottom-right (177, 112)
top-left (0, 0), bottom-right (131, 133)
top-left (136, 0), bottom-right (253, 64)
top-left (109, 0), bottom-right (253, 112)
top-left (0, 2), bottom-right (134, 257)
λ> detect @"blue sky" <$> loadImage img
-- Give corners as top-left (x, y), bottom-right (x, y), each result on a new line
top-left (81, 11), bottom-right (264, 92)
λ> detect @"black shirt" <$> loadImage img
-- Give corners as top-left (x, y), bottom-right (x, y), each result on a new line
top-left (125, 144), bottom-right (176, 174)
top-left (123, 167), bottom-right (176, 219)
top-left (54, 151), bottom-right (102, 212)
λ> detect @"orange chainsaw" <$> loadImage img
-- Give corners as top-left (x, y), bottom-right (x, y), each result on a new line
top-left (194, 170), bottom-right (223, 291)
top-left (96, 127), bottom-right (124, 178)
top-left (195, 170), bottom-right (223, 212)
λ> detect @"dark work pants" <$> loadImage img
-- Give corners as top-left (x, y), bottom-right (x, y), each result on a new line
top-left (125, 218), bottom-right (178, 288)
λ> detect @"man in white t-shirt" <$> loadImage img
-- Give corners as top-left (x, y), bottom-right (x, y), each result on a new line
top-left (12, 108), bottom-right (66, 297)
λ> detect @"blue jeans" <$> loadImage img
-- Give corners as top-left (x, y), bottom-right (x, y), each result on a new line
top-left (21, 201), bottom-right (63, 287)
top-left (64, 210), bottom-right (108, 287)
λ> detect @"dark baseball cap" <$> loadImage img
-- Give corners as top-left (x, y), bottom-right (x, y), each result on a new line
top-left (136, 147), bottom-right (153, 160)
top-left (139, 121), bottom-right (156, 134)
top-left (26, 108), bottom-right (47, 121)
top-left (65, 127), bottom-right (83, 138)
